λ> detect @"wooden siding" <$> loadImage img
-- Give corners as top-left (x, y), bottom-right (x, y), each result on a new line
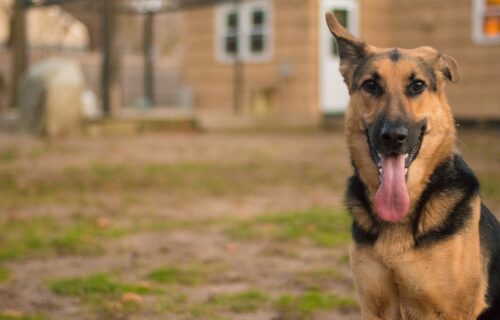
top-left (182, 0), bottom-right (320, 123)
top-left (183, 0), bottom-right (500, 122)
top-left (360, 0), bottom-right (500, 119)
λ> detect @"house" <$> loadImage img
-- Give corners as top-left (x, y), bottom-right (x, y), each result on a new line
top-left (181, 0), bottom-right (500, 126)
top-left (1, 0), bottom-right (498, 130)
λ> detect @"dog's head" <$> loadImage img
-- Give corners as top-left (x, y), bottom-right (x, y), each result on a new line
top-left (326, 13), bottom-right (459, 222)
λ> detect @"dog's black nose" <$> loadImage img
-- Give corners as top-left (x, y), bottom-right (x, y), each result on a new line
top-left (380, 122), bottom-right (408, 148)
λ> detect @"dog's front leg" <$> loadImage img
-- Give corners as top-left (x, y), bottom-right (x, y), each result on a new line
top-left (350, 244), bottom-right (402, 320)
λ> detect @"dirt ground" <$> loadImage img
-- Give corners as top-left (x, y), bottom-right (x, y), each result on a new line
top-left (0, 128), bottom-right (498, 320)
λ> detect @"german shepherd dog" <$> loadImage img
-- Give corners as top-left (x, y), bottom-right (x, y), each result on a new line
top-left (325, 13), bottom-right (500, 319)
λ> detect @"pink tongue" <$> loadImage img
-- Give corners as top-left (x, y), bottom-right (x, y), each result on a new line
top-left (374, 155), bottom-right (409, 222)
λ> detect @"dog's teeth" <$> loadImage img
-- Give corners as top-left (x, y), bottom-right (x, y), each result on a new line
top-left (405, 168), bottom-right (408, 175)
top-left (379, 168), bottom-right (382, 174)
top-left (404, 154), bottom-right (409, 159)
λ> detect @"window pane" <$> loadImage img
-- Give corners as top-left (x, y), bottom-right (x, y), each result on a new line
top-left (484, 15), bottom-right (500, 36)
top-left (252, 10), bottom-right (266, 27)
top-left (227, 12), bottom-right (238, 30)
top-left (331, 9), bottom-right (349, 56)
top-left (250, 34), bottom-right (264, 53)
top-left (225, 36), bottom-right (238, 54)
top-left (487, 0), bottom-right (500, 6)
top-left (484, 0), bottom-right (500, 38)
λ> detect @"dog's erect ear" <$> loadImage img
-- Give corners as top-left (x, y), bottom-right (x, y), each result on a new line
top-left (325, 12), bottom-right (366, 81)
top-left (439, 54), bottom-right (460, 83)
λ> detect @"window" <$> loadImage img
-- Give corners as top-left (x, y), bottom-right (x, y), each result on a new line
top-left (250, 9), bottom-right (266, 53)
top-left (473, 0), bottom-right (500, 43)
top-left (225, 11), bottom-right (239, 54)
top-left (215, 0), bottom-right (273, 63)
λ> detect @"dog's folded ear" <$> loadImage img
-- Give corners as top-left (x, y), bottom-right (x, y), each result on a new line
top-left (325, 12), bottom-right (366, 83)
top-left (440, 54), bottom-right (460, 83)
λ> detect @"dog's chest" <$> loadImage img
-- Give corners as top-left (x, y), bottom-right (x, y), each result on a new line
top-left (364, 223), bottom-right (486, 318)
top-left (372, 224), bottom-right (416, 266)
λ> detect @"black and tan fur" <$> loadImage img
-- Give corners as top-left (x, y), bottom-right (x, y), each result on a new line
top-left (325, 13), bottom-right (500, 319)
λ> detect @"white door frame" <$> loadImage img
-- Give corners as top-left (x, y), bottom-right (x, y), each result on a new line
top-left (319, 0), bottom-right (359, 114)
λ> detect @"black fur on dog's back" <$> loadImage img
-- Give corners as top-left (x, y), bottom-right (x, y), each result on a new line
top-left (478, 203), bottom-right (500, 319)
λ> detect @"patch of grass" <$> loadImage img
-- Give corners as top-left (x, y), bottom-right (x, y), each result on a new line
top-left (480, 177), bottom-right (500, 199)
top-left (225, 221), bottom-right (255, 241)
top-left (0, 172), bottom-right (17, 193)
top-left (0, 215), bottom-right (119, 262)
top-left (275, 291), bottom-right (357, 318)
top-left (188, 304), bottom-right (231, 319)
top-left (186, 290), bottom-right (268, 318)
top-left (0, 315), bottom-right (49, 320)
top-left (50, 273), bottom-right (160, 303)
top-left (0, 147), bottom-right (19, 163)
top-left (0, 266), bottom-right (11, 283)
top-left (339, 251), bottom-right (351, 265)
top-left (62, 162), bottom-right (241, 195)
top-left (0, 211), bottom-right (222, 263)
top-left (228, 207), bottom-right (352, 247)
top-left (146, 266), bottom-right (206, 286)
top-left (210, 290), bottom-right (269, 313)
top-left (294, 268), bottom-right (344, 290)
top-left (144, 162), bottom-right (249, 195)
top-left (0, 155), bottom-right (346, 210)
top-left (156, 292), bottom-right (188, 313)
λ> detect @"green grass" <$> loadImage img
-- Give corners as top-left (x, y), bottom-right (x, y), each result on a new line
top-left (155, 289), bottom-right (269, 318)
top-left (0, 158), bottom-right (344, 209)
top-left (156, 292), bottom-right (188, 313)
top-left (0, 212), bottom-right (218, 263)
top-left (0, 215), bottom-right (119, 262)
top-left (227, 207), bottom-right (352, 247)
top-left (0, 147), bottom-right (19, 163)
top-left (187, 290), bottom-right (269, 318)
top-left (294, 268), bottom-right (344, 290)
top-left (275, 291), bottom-right (357, 318)
top-left (0, 266), bottom-right (10, 283)
top-left (49, 273), bottom-right (163, 318)
top-left (340, 251), bottom-right (351, 265)
top-left (0, 315), bottom-right (49, 320)
top-left (480, 177), bottom-right (500, 199)
top-left (0, 172), bottom-right (17, 193)
top-left (146, 266), bottom-right (206, 286)
top-left (210, 290), bottom-right (269, 313)
top-left (49, 273), bottom-right (160, 302)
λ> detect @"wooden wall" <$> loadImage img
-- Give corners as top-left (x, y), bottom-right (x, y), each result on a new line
top-left (182, 0), bottom-right (320, 124)
top-left (183, 0), bottom-right (500, 122)
top-left (360, 0), bottom-right (500, 120)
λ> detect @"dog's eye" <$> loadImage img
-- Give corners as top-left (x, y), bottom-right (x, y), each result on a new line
top-left (361, 80), bottom-right (382, 96)
top-left (408, 80), bottom-right (426, 96)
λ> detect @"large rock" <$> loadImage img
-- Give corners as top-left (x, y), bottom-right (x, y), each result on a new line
top-left (19, 59), bottom-right (86, 137)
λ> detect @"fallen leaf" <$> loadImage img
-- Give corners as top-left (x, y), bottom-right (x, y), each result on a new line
top-left (95, 217), bottom-right (111, 229)
top-left (121, 292), bottom-right (143, 304)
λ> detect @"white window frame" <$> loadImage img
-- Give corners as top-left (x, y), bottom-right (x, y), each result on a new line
top-left (472, 0), bottom-right (500, 44)
top-left (215, 0), bottom-right (274, 63)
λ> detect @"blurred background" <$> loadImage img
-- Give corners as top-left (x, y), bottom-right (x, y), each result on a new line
top-left (0, 0), bottom-right (498, 319)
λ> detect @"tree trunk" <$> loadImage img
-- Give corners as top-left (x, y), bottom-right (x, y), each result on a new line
top-left (9, 1), bottom-right (28, 110)
top-left (101, 0), bottom-right (122, 116)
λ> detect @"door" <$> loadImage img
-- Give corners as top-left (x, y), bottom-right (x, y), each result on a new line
top-left (320, 0), bottom-right (359, 114)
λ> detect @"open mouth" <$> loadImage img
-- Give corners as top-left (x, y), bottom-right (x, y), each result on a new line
top-left (365, 126), bottom-right (426, 222)
top-left (367, 125), bottom-right (426, 181)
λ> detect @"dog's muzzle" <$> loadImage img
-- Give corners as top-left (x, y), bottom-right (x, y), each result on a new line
top-left (365, 118), bottom-right (427, 222)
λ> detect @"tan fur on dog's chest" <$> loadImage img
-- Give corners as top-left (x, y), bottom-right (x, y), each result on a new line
top-left (350, 197), bottom-right (487, 319)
